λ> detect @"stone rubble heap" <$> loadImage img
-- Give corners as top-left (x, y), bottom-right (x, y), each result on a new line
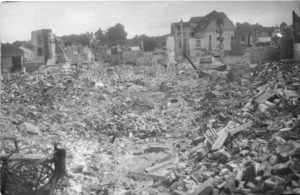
top-left (0, 61), bottom-right (299, 194)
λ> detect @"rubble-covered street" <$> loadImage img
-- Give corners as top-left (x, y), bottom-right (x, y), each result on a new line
top-left (1, 59), bottom-right (300, 194)
top-left (1, 1), bottom-right (300, 195)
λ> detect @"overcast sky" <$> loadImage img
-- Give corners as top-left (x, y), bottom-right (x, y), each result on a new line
top-left (0, 1), bottom-right (299, 43)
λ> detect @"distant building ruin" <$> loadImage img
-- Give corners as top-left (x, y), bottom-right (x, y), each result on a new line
top-left (19, 45), bottom-right (34, 62)
top-left (1, 43), bottom-right (24, 80)
top-left (31, 29), bottom-right (54, 64)
top-left (31, 29), bottom-right (67, 65)
top-left (293, 11), bottom-right (300, 61)
top-left (170, 10), bottom-right (235, 59)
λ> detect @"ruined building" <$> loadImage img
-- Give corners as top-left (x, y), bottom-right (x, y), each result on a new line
top-left (1, 43), bottom-right (24, 80)
top-left (170, 10), bottom-right (235, 59)
top-left (19, 45), bottom-right (34, 62)
top-left (293, 11), bottom-right (300, 61)
top-left (31, 29), bottom-right (66, 66)
top-left (31, 29), bottom-right (54, 64)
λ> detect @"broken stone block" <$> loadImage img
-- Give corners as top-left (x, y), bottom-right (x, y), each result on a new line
top-left (269, 155), bottom-right (278, 165)
top-left (201, 171), bottom-right (214, 180)
top-left (240, 150), bottom-right (249, 156)
top-left (166, 171), bottom-right (178, 184)
top-left (212, 188), bottom-right (219, 195)
top-left (191, 179), bottom-right (213, 195)
top-left (271, 135), bottom-right (286, 145)
top-left (71, 164), bottom-right (84, 173)
top-left (293, 188), bottom-right (300, 194)
top-left (172, 190), bottom-right (186, 195)
top-left (127, 171), bottom-right (165, 181)
top-left (194, 147), bottom-right (209, 161)
top-left (255, 87), bottom-right (275, 104)
top-left (143, 146), bottom-right (169, 154)
top-left (191, 136), bottom-right (205, 146)
top-left (183, 179), bottom-right (196, 193)
top-left (95, 81), bottom-right (105, 88)
top-left (220, 168), bottom-right (230, 176)
top-left (242, 163), bottom-right (256, 184)
top-left (217, 181), bottom-right (226, 189)
top-left (273, 163), bottom-right (292, 175)
top-left (292, 180), bottom-right (300, 187)
top-left (276, 140), bottom-right (300, 158)
top-left (264, 178), bottom-right (277, 190)
top-left (207, 150), bottom-right (229, 164)
top-left (123, 179), bottom-right (135, 190)
top-left (247, 181), bottom-right (256, 189)
top-left (279, 127), bottom-right (292, 132)
top-left (212, 128), bottom-right (229, 151)
top-left (258, 153), bottom-right (269, 162)
top-left (279, 89), bottom-right (299, 99)
top-left (255, 176), bottom-right (262, 183)
top-left (21, 122), bottom-right (41, 135)
top-left (213, 176), bottom-right (223, 187)
top-left (258, 103), bottom-right (269, 113)
top-left (145, 154), bottom-right (178, 173)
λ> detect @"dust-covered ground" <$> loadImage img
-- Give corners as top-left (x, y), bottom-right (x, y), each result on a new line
top-left (1, 60), bottom-right (300, 195)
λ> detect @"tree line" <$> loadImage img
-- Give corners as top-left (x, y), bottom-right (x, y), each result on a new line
top-left (11, 21), bottom-right (288, 51)
top-left (62, 23), bottom-right (166, 51)
top-left (234, 22), bottom-right (288, 42)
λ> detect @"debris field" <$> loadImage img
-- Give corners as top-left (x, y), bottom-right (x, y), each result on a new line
top-left (1, 60), bottom-right (300, 195)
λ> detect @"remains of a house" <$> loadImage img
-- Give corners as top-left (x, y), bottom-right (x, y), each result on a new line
top-left (1, 43), bottom-right (24, 80)
top-left (19, 45), bottom-right (34, 62)
top-left (170, 11), bottom-right (235, 60)
top-left (1, 4), bottom-right (300, 195)
top-left (294, 11), bottom-right (300, 61)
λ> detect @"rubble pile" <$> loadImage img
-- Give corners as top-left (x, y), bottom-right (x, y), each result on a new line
top-left (0, 63), bottom-right (202, 194)
top-left (163, 61), bottom-right (300, 195)
top-left (1, 67), bottom-right (81, 106)
top-left (1, 60), bottom-right (299, 194)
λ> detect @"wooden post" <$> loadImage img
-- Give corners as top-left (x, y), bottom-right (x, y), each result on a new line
top-left (0, 38), bottom-right (2, 80)
top-left (217, 15), bottom-right (224, 62)
top-left (180, 19), bottom-right (184, 61)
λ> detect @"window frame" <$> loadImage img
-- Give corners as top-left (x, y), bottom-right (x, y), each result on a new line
top-left (195, 39), bottom-right (201, 48)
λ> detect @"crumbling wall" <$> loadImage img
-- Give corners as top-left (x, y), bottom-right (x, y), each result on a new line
top-left (0, 42), bottom-right (1, 80)
top-left (293, 11), bottom-right (300, 61)
top-left (242, 46), bottom-right (280, 64)
top-left (25, 62), bottom-right (44, 74)
top-left (230, 37), bottom-right (247, 55)
top-left (55, 44), bottom-right (67, 64)
top-left (295, 43), bottom-right (300, 61)
top-left (64, 45), bottom-right (92, 64)
top-left (31, 29), bottom-right (52, 64)
top-left (280, 27), bottom-right (294, 59)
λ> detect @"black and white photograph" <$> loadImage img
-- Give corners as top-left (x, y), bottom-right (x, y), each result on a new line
top-left (0, 0), bottom-right (300, 194)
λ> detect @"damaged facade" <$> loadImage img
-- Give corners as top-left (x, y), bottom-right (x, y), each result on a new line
top-left (1, 43), bottom-right (24, 80)
top-left (170, 10), bottom-right (235, 59)
top-left (31, 29), bottom-right (54, 64)
top-left (19, 45), bottom-right (34, 62)
top-left (293, 11), bottom-right (300, 61)
top-left (64, 45), bottom-right (94, 65)
top-left (31, 29), bottom-right (66, 65)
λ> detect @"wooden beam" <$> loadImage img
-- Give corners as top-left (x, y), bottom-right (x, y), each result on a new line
top-left (183, 52), bottom-right (198, 70)
top-left (145, 155), bottom-right (178, 173)
top-left (127, 171), bottom-right (166, 181)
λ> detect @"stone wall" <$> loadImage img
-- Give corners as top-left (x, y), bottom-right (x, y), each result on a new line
top-left (295, 43), bottom-right (300, 61)
top-left (243, 46), bottom-right (280, 64)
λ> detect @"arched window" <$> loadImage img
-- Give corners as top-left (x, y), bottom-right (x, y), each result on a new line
top-left (37, 47), bottom-right (43, 56)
